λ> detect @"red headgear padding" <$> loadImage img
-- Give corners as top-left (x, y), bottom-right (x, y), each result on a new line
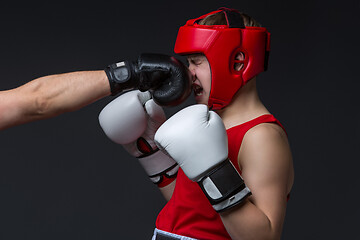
top-left (174, 8), bottom-right (271, 110)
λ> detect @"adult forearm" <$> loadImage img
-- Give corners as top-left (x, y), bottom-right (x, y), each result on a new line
top-left (0, 71), bottom-right (110, 130)
top-left (22, 70), bottom-right (110, 116)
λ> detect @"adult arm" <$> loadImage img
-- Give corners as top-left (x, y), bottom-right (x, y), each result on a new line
top-left (0, 53), bottom-right (192, 131)
top-left (0, 70), bottom-right (110, 130)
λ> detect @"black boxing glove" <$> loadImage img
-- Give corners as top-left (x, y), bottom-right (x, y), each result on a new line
top-left (105, 53), bottom-right (192, 106)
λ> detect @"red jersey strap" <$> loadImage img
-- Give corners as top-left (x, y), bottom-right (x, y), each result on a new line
top-left (226, 114), bottom-right (286, 173)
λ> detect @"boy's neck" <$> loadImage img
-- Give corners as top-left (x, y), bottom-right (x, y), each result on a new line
top-left (216, 78), bottom-right (270, 129)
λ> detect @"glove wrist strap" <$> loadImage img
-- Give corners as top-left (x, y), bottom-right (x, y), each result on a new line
top-left (198, 159), bottom-right (251, 212)
top-left (137, 150), bottom-right (179, 187)
top-left (105, 60), bottom-right (138, 95)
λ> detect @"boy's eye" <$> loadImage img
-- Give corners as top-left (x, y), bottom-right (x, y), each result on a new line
top-left (191, 59), bottom-right (202, 65)
top-left (187, 56), bottom-right (205, 66)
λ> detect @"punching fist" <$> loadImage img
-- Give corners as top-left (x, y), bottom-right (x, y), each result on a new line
top-left (105, 54), bottom-right (192, 106)
top-left (155, 105), bottom-right (251, 212)
top-left (99, 90), bottom-right (178, 187)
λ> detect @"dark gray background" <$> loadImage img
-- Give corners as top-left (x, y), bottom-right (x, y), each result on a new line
top-left (0, 0), bottom-right (359, 239)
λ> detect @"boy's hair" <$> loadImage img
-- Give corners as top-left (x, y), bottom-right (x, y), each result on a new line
top-left (199, 11), bottom-right (262, 27)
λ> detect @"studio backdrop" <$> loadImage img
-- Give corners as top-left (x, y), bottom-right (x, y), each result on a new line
top-left (0, 1), bottom-right (359, 239)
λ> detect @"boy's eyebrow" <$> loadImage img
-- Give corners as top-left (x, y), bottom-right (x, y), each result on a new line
top-left (187, 54), bottom-right (205, 60)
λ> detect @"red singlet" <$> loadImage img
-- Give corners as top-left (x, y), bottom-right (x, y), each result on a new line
top-left (155, 114), bottom-right (285, 240)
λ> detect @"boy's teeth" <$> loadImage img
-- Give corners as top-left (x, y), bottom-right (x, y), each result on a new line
top-left (193, 84), bottom-right (203, 96)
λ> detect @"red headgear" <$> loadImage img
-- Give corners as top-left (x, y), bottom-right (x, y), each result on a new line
top-left (174, 8), bottom-right (271, 110)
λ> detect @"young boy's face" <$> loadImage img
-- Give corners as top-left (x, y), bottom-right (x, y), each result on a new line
top-left (187, 54), bottom-right (211, 106)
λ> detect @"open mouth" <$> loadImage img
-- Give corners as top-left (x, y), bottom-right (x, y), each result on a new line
top-left (193, 82), bottom-right (203, 96)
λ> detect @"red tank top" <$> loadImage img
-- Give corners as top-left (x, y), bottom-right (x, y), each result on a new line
top-left (155, 114), bottom-right (285, 240)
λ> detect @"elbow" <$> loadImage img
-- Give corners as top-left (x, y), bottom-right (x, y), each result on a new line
top-left (263, 222), bottom-right (283, 240)
top-left (259, 217), bottom-right (282, 240)
top-left (224, 211), bottom-right (282, 240)
top-left (235, 229), bottom-right (281, 240)
top-left (26, 80), bottom-right (55, 117)
top-left (33, 95), bottom-right (52, 116)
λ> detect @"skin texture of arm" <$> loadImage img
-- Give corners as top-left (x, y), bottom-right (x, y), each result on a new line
top-left (0, 70), bottom-right (110, 131)
top-left (158, 180), bottom-right (176, 202)
top-left (220, 123), bottom-right (294, 240)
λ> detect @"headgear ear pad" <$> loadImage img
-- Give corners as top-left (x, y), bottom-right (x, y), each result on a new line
top-left (174, 8), bottom-right (271, 110)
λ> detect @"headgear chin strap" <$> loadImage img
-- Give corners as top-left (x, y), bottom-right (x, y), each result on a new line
top-left (174, 7), bottom-right (271, 110)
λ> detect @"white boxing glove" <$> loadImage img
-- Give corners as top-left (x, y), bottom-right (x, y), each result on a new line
top-left (99, 90), bottom-right (178, 187)
top-left (155, 104), bottom-right (251, 212)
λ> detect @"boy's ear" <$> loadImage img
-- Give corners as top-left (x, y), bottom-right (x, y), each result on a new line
top-left (234, 52), bottom-right (245, 71)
